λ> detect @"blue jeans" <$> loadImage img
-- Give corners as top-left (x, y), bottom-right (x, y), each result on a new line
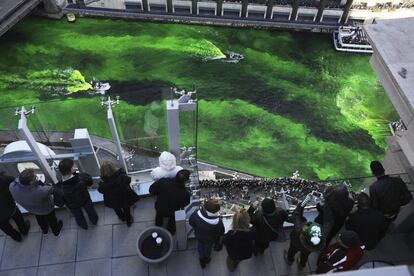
top-left (197, 241), bottom-right (213, 261)
top-left (70, 199), bottom-right (98, 229)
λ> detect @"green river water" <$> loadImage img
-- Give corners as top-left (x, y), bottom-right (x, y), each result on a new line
top-left (0, 17), bottom-right (398, 180)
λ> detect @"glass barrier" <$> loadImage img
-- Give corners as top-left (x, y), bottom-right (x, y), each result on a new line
top-left (178, 95), bottom-right (199, 198)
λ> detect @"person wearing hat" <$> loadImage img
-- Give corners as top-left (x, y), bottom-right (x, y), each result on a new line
top-left (369, 160), bottom-right (412, 221)
top-left (189, 198), bottom-right (225, 268)
top-left (316, 230), bottom-right (364, 273)
top-left (284, 194), bottom-right (326, 268)
top-left (248, 198), bottom-right (288, 255)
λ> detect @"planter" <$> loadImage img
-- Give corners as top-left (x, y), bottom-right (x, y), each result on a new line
top-left (136, 226), bottom-right (174, 264)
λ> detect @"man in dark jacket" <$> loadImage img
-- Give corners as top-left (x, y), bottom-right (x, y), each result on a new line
top-left (54, 159), bottom-right (98, 230)
top-left (369, 161), bottom-right (412, 221)
top-left (10, 169), bottom-right (63, 236)
top-left (248, 198), bottom-right (288, 255)
top-left (317, 230), bottom-right (364, 273)
top-left (315, 184), bottom-right (354, 246)
top-left (284, 195), bottom-right (326, 269)
top-left (0, 172), bottom-right (30, 241)
top-left (345, 193), bottom-right (387, 250)
top-left (190, 198), bottom-right (225, 268)
top-left (149, 169), bottom-right (191, 234)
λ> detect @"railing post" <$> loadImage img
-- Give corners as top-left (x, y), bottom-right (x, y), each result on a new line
top-left (175, 210), bottom-right (187, 250)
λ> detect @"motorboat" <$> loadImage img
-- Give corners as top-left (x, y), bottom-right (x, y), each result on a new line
top-left (333, 26), bottom-right (373, 53)
top-left (91, 78), bottom-right (111, 95)
top-left (223, 51), bottom-right (244, 63)
top-left (66, 13), bottom-right (76, 23)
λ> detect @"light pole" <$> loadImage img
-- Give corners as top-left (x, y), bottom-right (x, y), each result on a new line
top-left (16, 105), bottom-right (58, 184)
top-left (101, 96), bottom-right (128, 172)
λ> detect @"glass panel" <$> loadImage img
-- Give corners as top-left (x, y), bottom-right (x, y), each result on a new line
top-left (113, 91), bottom-right (168, 172)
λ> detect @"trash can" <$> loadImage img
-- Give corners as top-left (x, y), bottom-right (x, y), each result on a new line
top-left (136, 226), bottom-right (174, 264)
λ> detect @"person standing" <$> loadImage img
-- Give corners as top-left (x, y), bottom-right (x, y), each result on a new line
top-left (98, 161), bottom-right (140, 227)
top-left (284, 195), bottom-right (325, 269)
top-left (10, 169), bottom-right (63, 236)
top-left (315, 184), bottom-right (354, 246)
top-left (149, 169), bottom-right (191, 234)
top-left (0, 172), bottom-right (30, 241)
top-left (317, 230), bottom-right (364, 273)
top-left (150, 151), bottom-right (183, 180)
top-left (54, 159), bottom-right (98, 230)
top-left (189, 198), bottom-right (225, 268)
top-left (369, 161), bottom-right (412, 221)
top-left (248, 198), bottom-right (288, 255)
top-left (345, 193), bottom-right (387, 250)
top-left (223, 208), bottom-right (256, 272)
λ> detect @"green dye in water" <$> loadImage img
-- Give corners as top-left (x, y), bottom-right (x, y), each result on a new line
top-left (0, 17), bottom-right (399, 182)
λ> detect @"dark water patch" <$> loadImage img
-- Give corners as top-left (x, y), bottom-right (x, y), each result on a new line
top-left (108, 80), bottom-right (172, 105)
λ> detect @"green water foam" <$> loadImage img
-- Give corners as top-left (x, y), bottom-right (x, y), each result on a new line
top-left (0, 68), bottom-right (92, 94)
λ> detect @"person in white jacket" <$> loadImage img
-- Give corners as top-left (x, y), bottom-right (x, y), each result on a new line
top-left (151, 151), bottom-right (183, 180)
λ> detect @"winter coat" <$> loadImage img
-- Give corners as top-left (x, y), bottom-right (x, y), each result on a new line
top-left (98, 169), bottom-right (140, 209)
top-left (54, 173), bottom-right (92, 210)
top-left (289, 205), bottom-right (326, 253)
top-left (189, 208), bottom-right (225, 245)
top-left (369, 175), bottom-right (412, 216)
top-left (317, 243), bottom-right (364, 273)
top-left (149, 178), bottom-right (191, 217)
top-left (151, 151), bottom-right (183, 180)
top-left (224, 228), bottom-right (256, 260)
top-left (345, 207), bottom-right (387, 250)
top-left (9, 180), bottom-right (54, 215)
top-left (248, 206), bottom-right (288, 244)
top-left (315, 192), bottom-right (354, 243)
top-left (0, 174), bottom-right (17, 222)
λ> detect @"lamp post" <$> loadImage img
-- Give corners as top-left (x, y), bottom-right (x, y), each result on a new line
top-left (16, 105), bottom-right (58, 184)
top-left (101, 96), bottom-right (128, 172)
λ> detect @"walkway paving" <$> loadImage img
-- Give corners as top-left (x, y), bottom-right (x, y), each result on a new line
top-left (0, 197), bottom-right (413, 276)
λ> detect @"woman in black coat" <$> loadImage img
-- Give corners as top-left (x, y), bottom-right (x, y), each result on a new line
top-left (223, 208), bottom-right (256, 272)
top-left (149, 169), bottom-right (191, 234)
top-left (98, 161), bottom-right (139, 226)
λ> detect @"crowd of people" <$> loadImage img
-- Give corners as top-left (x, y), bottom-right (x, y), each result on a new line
top-left (0, 156), bottom-right (412, 274)
top-left (190, 160), bottom-right (412, 272)
top-left (0, 158), bottom-right (139, 240)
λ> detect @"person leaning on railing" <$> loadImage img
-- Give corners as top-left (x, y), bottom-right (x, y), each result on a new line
top-left (9, 169), bottom-right (63, 236)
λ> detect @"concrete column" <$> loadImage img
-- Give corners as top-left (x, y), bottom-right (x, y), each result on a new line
top-left (167, 100), bottom-right (181, 161)
top-left (42, 0), bottom-right (62, 13)
top-left (167, 0), bottom-right (173, 13)
top-left (340, 0), bottom-right (353, 24)
top-left (290, 0), bottom-right (299, 21)
top-left (175, 210), bottom-right (187, 250)
top-left (192, 0), bottom-right (198, 14)
top-left (316, 0), bottom-right (327, 22)
top-left (216, 0), bottom-right (223, 16)
top-left (143, 0), bottom-right (149, 12)
top-left (241, 0), bottom-right (248, 18)
top-left (266, 0), bottom-right (274, 19)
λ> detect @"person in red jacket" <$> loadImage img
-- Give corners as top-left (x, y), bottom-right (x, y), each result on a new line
top-left (316, 230), bottom-right (364, 273)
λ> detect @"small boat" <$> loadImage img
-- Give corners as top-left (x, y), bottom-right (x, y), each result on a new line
top-left (91, 78), bottom-right (111, 95)
top-left (222, 51), bottom-right (244, 63)
top-left (66, 13), bottom-right (76, 23)
top-left (333, 26), bottom-right (373, 54)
